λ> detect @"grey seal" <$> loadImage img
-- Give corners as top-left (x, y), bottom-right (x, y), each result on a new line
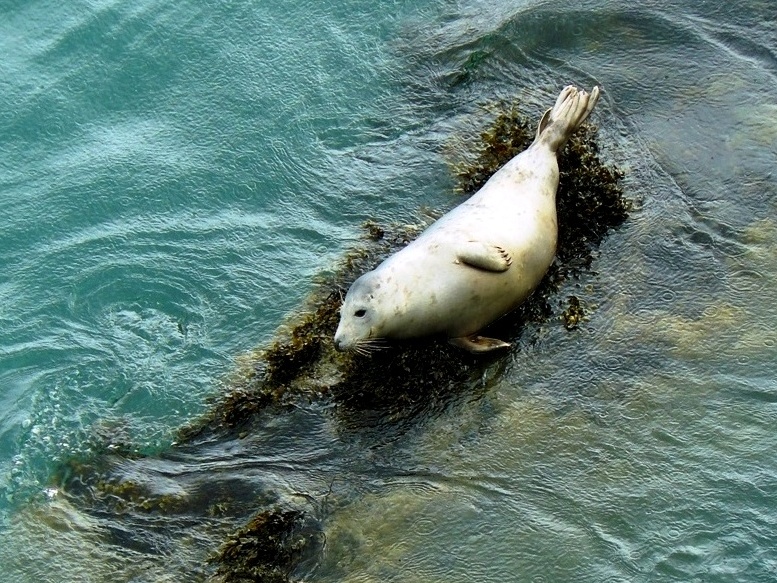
top-left (334, 85), bottom-right (600, 353)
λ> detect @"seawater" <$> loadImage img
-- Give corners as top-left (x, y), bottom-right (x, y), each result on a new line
top-left (1, 0), bottom-right (776, 581)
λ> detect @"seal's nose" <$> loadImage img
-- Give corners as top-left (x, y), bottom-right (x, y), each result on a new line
top-left (333, 337), bottom-right (344, 352)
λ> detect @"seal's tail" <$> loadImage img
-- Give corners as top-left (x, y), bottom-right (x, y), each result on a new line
top-left (534, 85), bottom-right (600, 152)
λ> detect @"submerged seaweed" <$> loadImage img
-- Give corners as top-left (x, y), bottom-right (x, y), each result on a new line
top-left (210, 508), bottom-right (317, 583)
top-left (562, 295), bottom-right (587, 330)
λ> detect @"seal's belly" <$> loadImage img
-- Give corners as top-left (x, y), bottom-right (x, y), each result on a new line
top-left (343, 144), bottom-right (560, 341)
top-left (378, 203), bottom-right (556, 338)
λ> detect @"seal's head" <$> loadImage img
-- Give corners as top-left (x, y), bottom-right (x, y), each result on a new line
top-left (334, 271), bottom-right (388, 354)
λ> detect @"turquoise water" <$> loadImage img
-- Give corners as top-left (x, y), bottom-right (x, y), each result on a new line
top-left (2, 0), bottom-right (777, 581)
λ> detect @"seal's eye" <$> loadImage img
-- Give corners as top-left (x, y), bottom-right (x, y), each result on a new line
top-left (354, 309), bottom-right (367, 318)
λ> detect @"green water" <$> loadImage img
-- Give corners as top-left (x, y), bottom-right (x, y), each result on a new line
top-left (1, 0), bottom-right (776, 581)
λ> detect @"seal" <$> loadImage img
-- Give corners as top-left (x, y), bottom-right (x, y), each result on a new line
top-left (334, 85), bottom-right (601, 353)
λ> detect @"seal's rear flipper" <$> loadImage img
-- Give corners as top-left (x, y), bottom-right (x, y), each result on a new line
top-left (535, 85), bottom-right (600, 152)
top-left (455, 241), bottom-right (512, 272)
top-left (449, 335), bottom-right (511, 353)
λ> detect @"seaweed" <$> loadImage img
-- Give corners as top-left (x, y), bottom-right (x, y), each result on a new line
top-left (452, 102), bottom-right (534, 195)
top-left (562, 295), bottom-right (586, 330)
top-left (209, 508), bottom-right (317, 583)
top-left (555, 124), bottom-right (628, 269)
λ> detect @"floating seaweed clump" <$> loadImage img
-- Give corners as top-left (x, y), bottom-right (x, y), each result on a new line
top-left (453, 103), bottom-right (534, 195)
top-left (562, 295), bottom-right (587, 330)
top-left (555, 125), bottom-right (628, 270)
top-left (209, 507), bottom-right (318, 583)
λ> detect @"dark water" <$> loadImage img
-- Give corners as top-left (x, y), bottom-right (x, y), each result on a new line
top-left (1, 0), bottom-right (776, 581)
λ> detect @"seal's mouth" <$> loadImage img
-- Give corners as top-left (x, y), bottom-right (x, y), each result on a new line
top-left (333, 331), bottom-right (384, 356)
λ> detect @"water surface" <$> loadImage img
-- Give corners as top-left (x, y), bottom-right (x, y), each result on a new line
top-left (1, 0), bottom-right (776, 581)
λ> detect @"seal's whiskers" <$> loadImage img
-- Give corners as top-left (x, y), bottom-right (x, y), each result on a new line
top-left (352, 338), bottom-right (386, 356)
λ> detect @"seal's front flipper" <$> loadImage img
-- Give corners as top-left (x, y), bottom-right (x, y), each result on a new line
top-left (455, 241), bottom-right (512, 272)
top-left (449, 335), bottom-right (511, 353)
